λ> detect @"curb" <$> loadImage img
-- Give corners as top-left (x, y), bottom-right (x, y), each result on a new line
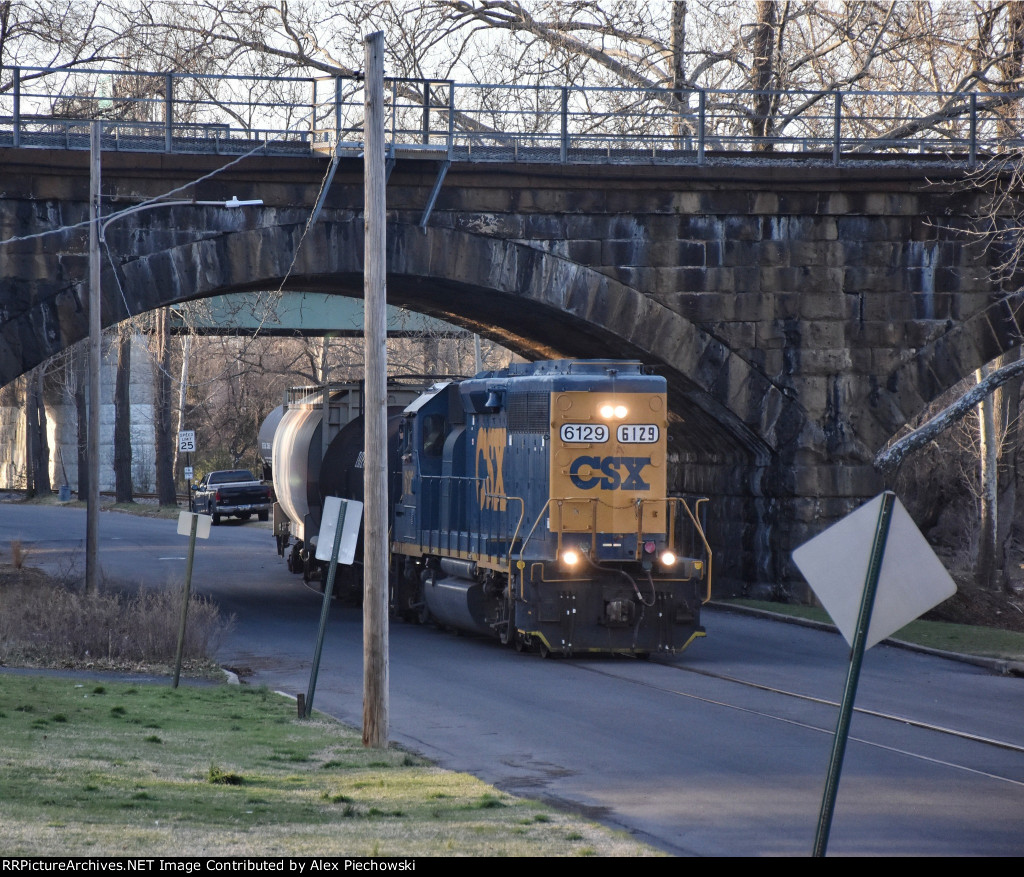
top-left (708, 601), bottom-right (1024, 677)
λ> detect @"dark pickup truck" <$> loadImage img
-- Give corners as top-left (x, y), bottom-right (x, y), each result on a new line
top-left (191, 469), bottom-right (272, 525)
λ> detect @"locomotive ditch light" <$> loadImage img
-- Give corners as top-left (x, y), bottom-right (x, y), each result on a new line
top-left (659, 550), bottom-right (677, 567)
top-left (561, 548), bottom-right (581, 568)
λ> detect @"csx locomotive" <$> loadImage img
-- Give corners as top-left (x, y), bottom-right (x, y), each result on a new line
top-left (269, 360), bottom-right (711, 656)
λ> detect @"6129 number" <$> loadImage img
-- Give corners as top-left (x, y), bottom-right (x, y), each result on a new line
top-left (560, 423), bottom-right (609, 443)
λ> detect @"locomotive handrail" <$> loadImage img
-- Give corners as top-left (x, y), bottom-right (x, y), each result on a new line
top-left (517, 494), bottom-right (711, 598)
top-left (415, 474), bottom-right (525, 563)
top-left (673, 496), bottom-right (713, 604)
top-left (516, 498), bottom-right (553, 575)
top-left (484, 491), bottom-right (526, 573)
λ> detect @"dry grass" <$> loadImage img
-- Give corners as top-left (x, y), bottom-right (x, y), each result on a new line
top-left (9, 538), bottom-right (27, 569)
top-left (0, 567), bottom-right (231, 670)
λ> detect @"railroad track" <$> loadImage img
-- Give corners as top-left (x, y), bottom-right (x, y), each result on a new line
top-left (571, 658), bottom-right (1024, 787)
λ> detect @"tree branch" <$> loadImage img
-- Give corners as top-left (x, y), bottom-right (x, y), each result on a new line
top-left (875, 355), bottom-right (1024, 473)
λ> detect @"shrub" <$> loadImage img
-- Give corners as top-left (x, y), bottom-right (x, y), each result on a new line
top-left (0, 574), bottom-right (232, 667)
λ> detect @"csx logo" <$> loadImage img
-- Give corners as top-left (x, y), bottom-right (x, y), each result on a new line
top-left (569, 456), bottom-right (652, 491)
top-left (476, 426), bottom-right (507, 511)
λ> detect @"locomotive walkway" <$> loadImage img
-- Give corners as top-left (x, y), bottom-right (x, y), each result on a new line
top-left (3, 67), bottom-right (1024, 595)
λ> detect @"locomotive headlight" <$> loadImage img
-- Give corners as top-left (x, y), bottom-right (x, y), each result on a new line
top-left (561, 548), bottom-right (581, 567)
top-left (599, 403), bottom-right (629, 419)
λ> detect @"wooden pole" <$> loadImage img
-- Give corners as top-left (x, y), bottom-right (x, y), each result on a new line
top-left (362, 30), bottom-right (389, 749)
top-left (86, 121), bottom-right (101, 594)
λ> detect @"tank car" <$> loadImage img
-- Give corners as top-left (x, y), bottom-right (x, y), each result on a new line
top-left (390, 359), bottom-right (711, 656)
top-left (266, 381), bottom-right (423, 596)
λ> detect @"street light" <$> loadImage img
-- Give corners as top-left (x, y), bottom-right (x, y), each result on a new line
top-left (85, 174), bottom-right (265, 593)
top-left (100, 197), bottom-right (264, 241)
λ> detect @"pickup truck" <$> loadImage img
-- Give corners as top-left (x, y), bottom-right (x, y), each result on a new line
top-left (191, 469), bottom-right (273, 525)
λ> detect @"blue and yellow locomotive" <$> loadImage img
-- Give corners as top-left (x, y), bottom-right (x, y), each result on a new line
top-left (390, 359), bottom-right (710, 656)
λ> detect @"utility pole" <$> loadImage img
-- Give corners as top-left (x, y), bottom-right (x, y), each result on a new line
top-left (362, 30), bottom-right (389, 749)
top-left (86, 121), bottom-right (101, 594)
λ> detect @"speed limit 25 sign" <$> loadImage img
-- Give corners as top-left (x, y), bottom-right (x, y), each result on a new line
top-left (178, 430), bottom-right (196, 453)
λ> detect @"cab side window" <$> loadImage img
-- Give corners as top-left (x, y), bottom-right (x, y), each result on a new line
top-left (422, 414), bottom-right (447, 457)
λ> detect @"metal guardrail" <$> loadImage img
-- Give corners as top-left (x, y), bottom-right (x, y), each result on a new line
top-left (2, 65), bottom-right (1023, 166)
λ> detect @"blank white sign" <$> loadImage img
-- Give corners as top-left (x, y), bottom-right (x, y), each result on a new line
top-left (315, 496), bottom-right (364, 565)
top-left (177, 511), bottom-right (212, 540)
top-left (792, 493), bottom-right (956, 649)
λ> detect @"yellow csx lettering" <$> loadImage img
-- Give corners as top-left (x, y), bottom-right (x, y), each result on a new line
top-left (475, 427), bottom-right (507, 511)
top-left (569, 455), bottom-right (652, 491)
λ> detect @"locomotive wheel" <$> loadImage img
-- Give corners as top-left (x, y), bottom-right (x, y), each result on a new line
top-left (537, 640), bottom-right (551, 659)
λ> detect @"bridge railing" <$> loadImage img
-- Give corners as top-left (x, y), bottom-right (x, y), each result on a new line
top-left (2, 65), bottom-right (1024, 165)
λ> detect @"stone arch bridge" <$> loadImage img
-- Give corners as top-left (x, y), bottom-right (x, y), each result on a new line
top-left (1, 147), bottom-right (1019, 595)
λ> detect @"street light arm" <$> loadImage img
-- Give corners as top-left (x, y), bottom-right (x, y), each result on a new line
top-left (99, 197), bottom-right (264, 241)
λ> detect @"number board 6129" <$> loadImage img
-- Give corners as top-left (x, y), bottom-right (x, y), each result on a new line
top-left (560, 423), bottom-right (609, 443)
top-left (617, 424), bottom-right (659, 444)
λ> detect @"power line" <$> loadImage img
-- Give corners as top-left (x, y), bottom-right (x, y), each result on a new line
top-left (0, 140), bottom-right (272, 250)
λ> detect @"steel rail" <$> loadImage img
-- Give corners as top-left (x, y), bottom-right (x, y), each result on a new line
top-left (576, 658), bottom-right (1024, 760)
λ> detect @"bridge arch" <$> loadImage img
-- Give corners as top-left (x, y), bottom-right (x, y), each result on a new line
top-left (75, 216), bottom-right (799, 467)
top-left (874, 290), bottom-right (1024, 451)
top-left (4, 214), bottom-right (801, 592)
top-left (12, 149), bottom-right (1002, 597)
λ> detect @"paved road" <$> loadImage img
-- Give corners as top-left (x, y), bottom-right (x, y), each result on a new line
top-left (4, 501), bottom-right (1023, 856)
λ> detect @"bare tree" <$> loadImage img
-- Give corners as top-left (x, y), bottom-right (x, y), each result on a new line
top-left (976, 362), bottom-right (999, 589)
top-left (112, 326), bottom-right (133, 503)
top-left (152, 308), bottom-right (177, 506)
top-left (23, 364), bottom-right (49, 497)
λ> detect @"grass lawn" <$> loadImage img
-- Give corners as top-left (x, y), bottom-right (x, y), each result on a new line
top-left (0, 674), bottom-right (660, 857)
top-left (720, 599), bottom-right (1024, 661)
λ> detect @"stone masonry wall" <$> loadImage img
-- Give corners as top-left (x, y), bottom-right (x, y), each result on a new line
top-left (0, 150), bottom-right (1010, 596)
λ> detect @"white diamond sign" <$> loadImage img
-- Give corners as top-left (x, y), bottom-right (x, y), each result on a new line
top-left (792, 493), bottom-right (956, 649)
